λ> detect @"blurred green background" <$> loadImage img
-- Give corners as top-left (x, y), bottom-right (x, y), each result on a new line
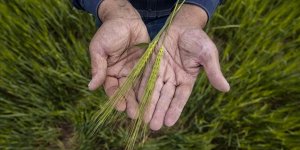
top-left (0, 0), bottom-right (300, 149)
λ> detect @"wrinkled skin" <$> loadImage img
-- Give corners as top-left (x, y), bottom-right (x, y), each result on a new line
top-left (136, 5), bottom-right (230, 130)
top-left (88, 1), bottom-right (230, 131)
top-left (138, 26), bottom-right (230, 130)
top-left (88, 18), bottom-right (150, 118)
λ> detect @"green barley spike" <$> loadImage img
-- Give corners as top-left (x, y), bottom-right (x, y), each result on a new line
top-left (89, 0), bottom-right (186, 149)
top-left (126, 46), bottom-right (164, 150)
top-left (125, 1), bottom-right (186, 149)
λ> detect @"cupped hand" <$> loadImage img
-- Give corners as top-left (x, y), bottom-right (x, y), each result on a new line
top-left (138, 5), bottom-right (230, 130)
top-left (88, 0), bottom-right (150, 118)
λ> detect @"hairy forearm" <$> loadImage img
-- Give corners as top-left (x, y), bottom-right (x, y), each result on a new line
top-left (99, 0), bottom-right (141, 22)
top-left (173, 4), bottom-right (208, 29)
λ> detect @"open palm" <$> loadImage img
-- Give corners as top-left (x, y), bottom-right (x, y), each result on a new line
top-left (88, 18), bottom-right (149, 118)
top-left (138, 26), bottom-right (230, 130)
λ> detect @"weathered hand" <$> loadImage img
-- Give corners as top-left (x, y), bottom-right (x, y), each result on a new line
top-left (138, 5), bottom-right (230, 130)
top-left (88, 0), bottom-right (149, 118)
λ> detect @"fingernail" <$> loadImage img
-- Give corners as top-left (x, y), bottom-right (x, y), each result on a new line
top-left (224, 81), bottom-right (230, 92)
top-left (88, 81), bottom-right (93, 90)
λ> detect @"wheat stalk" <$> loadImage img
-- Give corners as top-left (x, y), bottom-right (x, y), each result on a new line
top-left (89, 0), bottom-right (185, 149)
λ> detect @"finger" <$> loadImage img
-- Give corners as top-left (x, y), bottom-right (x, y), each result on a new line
top-left (88, 27), bottom-right (112, 91)
top-left (142, 77), bottom-right (164, 123)
top-left (202, 48), bottom-right (230, 92)
top-left (150, 81), bottom-right (175, 130)
top-left (125, 88), bottom-right (139, 119)
top-left (88, 50), bottom-right (107, 91)
top-left (137, 61), bottom-right (153, 102)
top-left (118, 77), bottom-right (138, 119)
top-left (116, 77), bottom-right (128, 112)
top-left (164, 84), bottom-right (193, 127)
top-left (179, 29), bottom-right (230, 92)
top-left (104, 76), bottom-right (126, 112)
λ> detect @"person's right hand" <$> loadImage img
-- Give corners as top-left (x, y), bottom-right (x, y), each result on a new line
top-left (88, 0), bottom-right (150, 119)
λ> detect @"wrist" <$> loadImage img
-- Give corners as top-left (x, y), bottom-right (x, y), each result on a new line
top-left (172, 4), bottom-right (208, 29)
top-left (99, 0), bottom-right (141, 22)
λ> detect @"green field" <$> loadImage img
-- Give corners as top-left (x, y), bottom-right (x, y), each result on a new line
top-left (0, 0), bottom-right (300, 149)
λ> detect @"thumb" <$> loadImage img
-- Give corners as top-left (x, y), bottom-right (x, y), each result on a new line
top-left (88, 46), bottom-right (107, 91)
top-left (178, 29), bottom-right (230, 92)
top-left (202, 48), bottom-right (230, 92)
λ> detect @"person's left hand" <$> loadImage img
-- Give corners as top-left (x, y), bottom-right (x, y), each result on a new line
top-left (137, 4), bottom-right (230, 130)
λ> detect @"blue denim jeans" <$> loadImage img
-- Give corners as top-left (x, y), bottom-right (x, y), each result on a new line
top-left (143, 16), bottom-right (168, 40)
top-left (96, 16), bottom-right (168, 40)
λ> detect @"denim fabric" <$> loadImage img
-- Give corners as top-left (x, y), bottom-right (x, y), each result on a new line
top-left (143, 16), bottom-right (168, 40)
top-left (75, 0), bottom-right (223, 39)
top-left (130, 0), bottom-right (222, 19)
top-left (129, 0), bottom-right (175, 18)
top-left (95, 16), bottom-right (168, 40)
top-left (73, 0), bottom-right (222, 20)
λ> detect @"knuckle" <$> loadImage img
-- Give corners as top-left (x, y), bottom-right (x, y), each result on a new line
top-left (89, 41), bottom-right (101, 53)
top-left (91, 69), bottom-right (97, 76)
top-left (179, 29), bottom-right (210, 52)
top-left (200, 47), bottom-right (214, 60)
top-left (199, 43), bottom-right (218, 63)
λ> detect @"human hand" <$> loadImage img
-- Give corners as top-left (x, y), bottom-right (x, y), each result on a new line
top-left (138, 4), bottom-right (230, 130)
top-left (88, 0), bottom-right (149, 118)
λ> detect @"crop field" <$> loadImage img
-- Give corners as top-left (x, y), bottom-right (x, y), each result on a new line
top-left (0, 0), bottom-right (299, 149)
